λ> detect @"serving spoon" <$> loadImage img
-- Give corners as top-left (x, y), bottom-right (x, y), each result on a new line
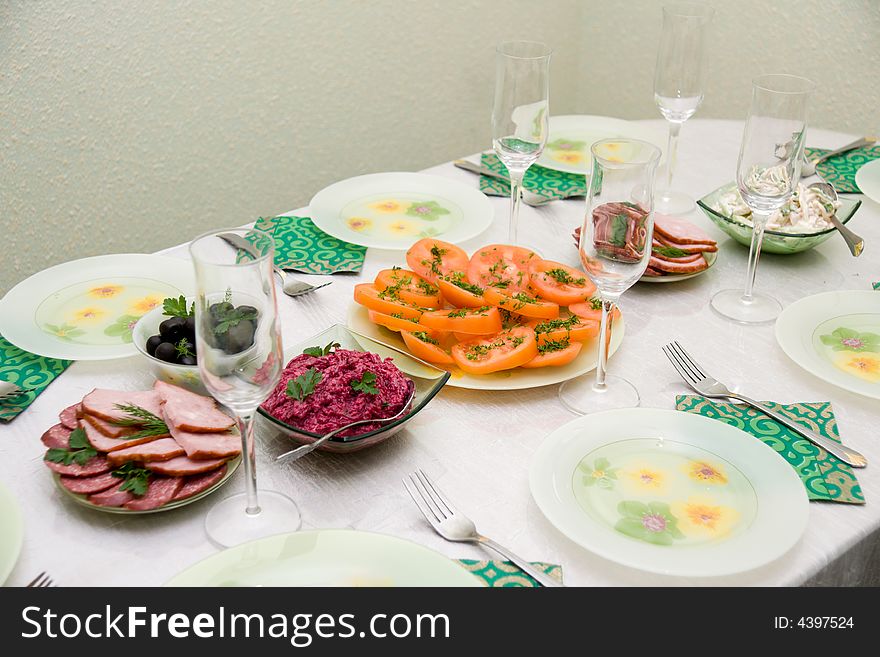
top-left (807, 181), bottom-right (864, 256)
top-left (274, 388), bottom-right (416, 463)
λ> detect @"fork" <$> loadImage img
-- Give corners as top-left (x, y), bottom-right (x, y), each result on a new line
top-left (27, 572), bottom-right (55, 587)
top-left (0, 380), bottom-right (31, 404)
top-left (662, 341), bottom-right (867, 468)
top-left (404, 469), bottom-right (562, 587)
top-left (216, 232), bottom-right (331, 298)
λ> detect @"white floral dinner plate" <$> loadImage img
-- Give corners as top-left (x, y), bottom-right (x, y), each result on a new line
top-left (537, 115), bottom-right (667, 175)
top-left (0, 254), bottom-right (194, 360)
top-left (855, 158), bottom-right (880, 207)
top-left (165, 529), bottom-right (483, 587)
top-left (308, 172), bottom-right (494, 250)
top-left (775, 290), bottom-right (880, 400)
top-left (0, 480), bottom-right (24, 585)
top-left (346, 304), bottom-right (625, 391)
top-left (529, 408), bottom-right (808, 577)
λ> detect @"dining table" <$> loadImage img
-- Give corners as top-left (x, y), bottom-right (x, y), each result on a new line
top-left (1, 118), bottom-right (878, 587)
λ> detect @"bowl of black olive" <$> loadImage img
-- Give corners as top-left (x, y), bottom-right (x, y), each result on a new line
top-left (133, 296), bottom-right (207, 394)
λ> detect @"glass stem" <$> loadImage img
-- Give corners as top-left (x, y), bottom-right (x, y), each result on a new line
top-left (507, 168), bottom-right (525, 244)
top-left (742, 211), bottom-right (769, 302)
top-left (238, 413), bottom-right (260, 515)
top-left (664, 121), bottom-right (681, 190)
top-left (593, 297), bottom-right (616, 391)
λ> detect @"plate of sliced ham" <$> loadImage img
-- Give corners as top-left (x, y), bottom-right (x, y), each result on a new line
top-left (43, 381), bottom-right (241, 514)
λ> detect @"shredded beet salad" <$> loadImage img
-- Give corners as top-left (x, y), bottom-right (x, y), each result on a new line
top-left (262, 349), bottom-right (413, 437)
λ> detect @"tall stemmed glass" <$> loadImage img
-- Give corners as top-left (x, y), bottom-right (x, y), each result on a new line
top-left (189, 228), bottom-right (301, 547)
top-left (653, 3), bottom-right (714, 214)
top-left (492, 40), bottom-right (551, 244)
top-left (711, 74), bottom-right (813, 324)
top-left (559, 139), bottom-right (661, 414)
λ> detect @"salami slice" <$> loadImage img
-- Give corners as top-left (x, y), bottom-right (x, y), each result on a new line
top-left (146, 455), bottom-right (228, 476)
top-left (123, 477), bottom-right (184, 511)
top-left (88, 484), bottom-right (135, 507)
top-left (41, 423), bottom-right (72, 449)
top-left (43, 453), bottom-right (110, 477)
top-left (173, 465), bottom-right (228, 501)
top-left (59, 404), bottom-right (81, 431)
top-left (59, 471), bottom-right (119, 495)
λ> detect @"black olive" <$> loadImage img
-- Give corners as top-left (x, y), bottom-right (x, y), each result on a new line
top-left (209, 302), bottom-right (234, 318)
top-left (236, 305), bottom-right (258, 316)
top-left (159, 316), bottom-right (186, 341)
top-left (178, 355), bottom-right (197, 366)
top-left (224, 319), bottom-right (255, 354)
top-left (183, 316), bottom-right (196, 334)
top-left (145, 335), bottom-right (163, 356)
top-left (154, 342), bottom-right (178, 363)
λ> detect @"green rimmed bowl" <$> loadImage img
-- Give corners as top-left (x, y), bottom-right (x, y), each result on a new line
top-left (256, 324), bottom-right (450, 453)
top-left (697, 182), bottom-right (862, 254)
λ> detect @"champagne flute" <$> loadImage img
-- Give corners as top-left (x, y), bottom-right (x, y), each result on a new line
top-left (653, 3), bottom-right (714, 214)
top-left (711, 74), bottom-right (813, 324)
top-left (189, 228), bottom-right (301, 547)
top-left (492, 40), bottom-right (551, 244)
top-left (559, 139), bottom-right (661, 414)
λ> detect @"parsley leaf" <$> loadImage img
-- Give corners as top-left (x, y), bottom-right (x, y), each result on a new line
top-left (303, 342), bottom-right (341, 357)
top-left (44, 427), bottom-right (98, 466)
top-left (609, 213), bottom-right (629, 247)
top-left (162, 295), bottom-right (194, 318)
top-left (350, 371), bottom-right (378, 395)
top-left (213, 307), bottom-right (258, 335)
top-left (652, 245), bottom-right (690, 258)
top-left (175, 338), bottom-right (195, 359)
top-left (111, 462), bottom-right (152, 497)
top-left (286, 367), bottom-right (323, 401)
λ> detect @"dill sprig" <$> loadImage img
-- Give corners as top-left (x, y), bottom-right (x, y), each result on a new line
top-left (110, 403), bottom-right (170, 439)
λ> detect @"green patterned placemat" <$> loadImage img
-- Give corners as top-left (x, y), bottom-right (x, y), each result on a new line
top-left (873, 281), bottom-right (879, 291)
top-left (0, 334), bottom-right (72, 422)
top-left (804, 144), bottom-right (880, 194)
top-left (457, 559), bottom-right (562, 587)
top-left (479, 153), bottom-right (587, 200)
top-left (253, 215), bottom-right (366, 275)
top-left (676, 395), bottom-right (863, 504)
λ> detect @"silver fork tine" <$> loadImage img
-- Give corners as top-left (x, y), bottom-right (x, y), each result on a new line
top-left (26, 572), bottom-right (46, 587)
top-left (403, 476), bottom-right (441, 525)
top-left (668, 342), bottom-right (702, 382)
top-left (416, 469), bottom-right (455, 517)
top-left (673, 341), bottom-right (707, 379)
top-left (411, 471), bottom-right (449, 521)
top-left (662, 344), bottom-right (698, 386)
top-left (27, 572), bottom-right (52, 587)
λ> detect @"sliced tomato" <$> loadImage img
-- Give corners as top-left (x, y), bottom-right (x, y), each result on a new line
top-left (521, 340), bottom-right (582, 368)
top-left (437, 275), bottom-right (484, 308)
top-left (528, 260), bottom-right (596, 306)
top-left (483, 287), bottom-right (559, 320)
top-left (368, 309), bottom-right (425, 333)
top-left (530, 315), bottom-right (600, 345)
top-left (354, 284), bottom-right (424, 321)
top-left (450, 326), bottom-right (538, 375)
top-left (406, 239), bottom-right (469, 284)
top-left (419, 306), bottom-right (502, 334)
top-left (401, 330), bottom-right (455, 364)
top-left (374, 269), bottom-right (441, 308)
top-left (467, 244), bottom-right (539, 294)
top-left (568, 297), bottom-right (621, 324)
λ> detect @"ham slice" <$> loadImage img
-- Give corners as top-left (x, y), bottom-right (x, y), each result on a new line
top-left (41, 423), bottom-right (71, 449)
top-left (59, 471), bottom-right (119, 495)
top-left (146, 455), bottom-right (229, 476)
top-left (166, 421), bottom-right (241, 460)
top-left (59, 404), bottom-right (81, 431)
top-left (649, 254), bottom-right (709, 274)
top-left (173, 465), bottom-right (228, 501)
top-left (80, 419), bottom-right (167, 453)
top-left (654, 214), bottom-right (717, 245)
top-left (124, 477), bottom-right (184, 511)
top-left (655, 233), bottom-right (718, 253)
top-left (88, 484), bottom-right (136, 507)
top-left (44, 453), bottom-right (110, 477)
top-left (81, 412), bottom-right (134, 438)
top-left (153, 380), bottom-right (235, 433)
top-left (106, 438), bottom-right (186, 466)
top-left (82, 389), bottom-right (164, 423)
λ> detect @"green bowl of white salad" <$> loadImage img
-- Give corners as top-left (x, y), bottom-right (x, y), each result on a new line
top-left (697, 182), bottom-right (861, 254)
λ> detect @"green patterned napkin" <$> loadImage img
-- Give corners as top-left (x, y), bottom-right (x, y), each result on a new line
top-left (478, 153), bottom-right (587, 200)
top-left (804, 144), bottom-right (880, 194)
top-left (253, 215), bottom-right (366, 274)
top-left (676, 395), bottom-right (863, 504)
top-left (457, 560), bottom-right (562, 587)
top-left (0, 334), bottom-right (72, 422)
top-left (873, 281), bottom-right (879, 291)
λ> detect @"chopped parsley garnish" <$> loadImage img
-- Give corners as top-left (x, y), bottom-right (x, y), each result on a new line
top-left (511, 293), bottom-right (537, 305)
top-left (534, 315), bottom-right (582, 334)
top-left (350, 371), bottom-right (379, 395)
top-left (411, 331), bottom-right (439, 345)
top-left (175, 338), bottom-right (195, 359)
top-left (443, 273), bottom-right (484, 296)
top-left (162, 295), bottom-right (194, 318)
top-left (286, 367), bottom-right (323, 401)
top-left (544, 268), bottom-right (586, 286)
top-left (303, 342), bottom-right (340, 357)
top-left (447, 308), bottom-right (468, 318)
top-left (111, 462), bottom-right (151, 497)
top-left (416, 279), bottom-right (438, 295)
top-left (537, 338), bottom-right (571, 354)
top-left (44, 427), bottom-right (97, 466)
top-left (421, 245), bottom-right (448, 276)
top-left (589, 296), bottom-right (603, 311)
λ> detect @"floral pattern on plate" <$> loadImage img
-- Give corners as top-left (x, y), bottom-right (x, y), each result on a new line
top-left (814, 316), bottom-right (880, 384)
top-left (341, 194), bottom-right (461, 241)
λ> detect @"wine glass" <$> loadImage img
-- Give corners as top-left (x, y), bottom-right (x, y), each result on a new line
top-left (711, 74), bottom-right (813, 324)
top-left (559, 139), bottom-right (661, 414)
top-left (653, 2), bottom-right (714, 214)
top-left (189, 227), bottom-right (301, 547)
top-left (492, 40), bottom-right (551, 244)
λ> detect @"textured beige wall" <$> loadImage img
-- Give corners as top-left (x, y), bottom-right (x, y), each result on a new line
top-left (2, 0), bottom-right (878, 294)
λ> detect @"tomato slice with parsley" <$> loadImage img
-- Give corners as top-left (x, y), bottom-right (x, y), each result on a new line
top-left (520, 339), bottom-right (582, 368)
top-left (568, 297), bottom-right (621, 323)
top-left (450, 326), bottom-right (538, 374)
top-left (419, 306), bottom-right (502, 334)
top-left (528, 260), bottom-right (596, 306)
top-left (437, 274), bottom-right (485, 308)
top-left (483, 287), bottom-right (559, 320)
top-left (354, 284), bottom-right (424, 321)
top-left (374, 269), bottom-right (441, 308)
top-left (406, 238), bottom-right (470, 284)
top-left (530, 315), bottom-right (600, 345)
top-left (401, 330), bottom-right (455, 364)
top-left (467, 244), bottom-right (539, 294)
top-left (367, 309), bottom-right (426, 333)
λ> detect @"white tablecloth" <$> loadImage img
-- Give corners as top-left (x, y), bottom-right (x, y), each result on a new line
top-left (2, 119), bottom-right (878, 587)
